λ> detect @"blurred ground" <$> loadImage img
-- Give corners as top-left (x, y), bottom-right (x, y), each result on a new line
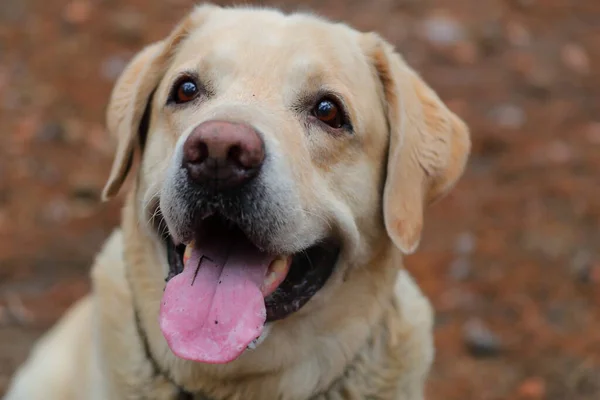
top-left (0, 0), bottom-right (599, 398)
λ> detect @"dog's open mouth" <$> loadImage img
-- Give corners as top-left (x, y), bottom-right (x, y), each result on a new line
top-left (158, 213), bottom-right (339, 364)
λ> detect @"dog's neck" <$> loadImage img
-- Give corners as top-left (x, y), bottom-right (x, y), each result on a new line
top-left (129, 292), bottom-right (406, 400)
top-left (119, 195), bottom-right (413, 399)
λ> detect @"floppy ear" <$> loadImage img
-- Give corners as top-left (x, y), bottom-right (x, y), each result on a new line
top-left (101, 41), bottom-right (165, 201)
top-left (101, 4), bottom-right (218, 201)
top-left (367, 34), bottom-right (471, 254)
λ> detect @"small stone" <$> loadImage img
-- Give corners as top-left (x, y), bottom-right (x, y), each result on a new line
top-left (71, 186), bottom-right (99, 202)
top-left (449, 257), bottom-right (471, 281)
top-left (572, 253), bottom-right (600, 284)
top-left (439, 289), bottom-right (478, 312)
top-left (0, 305), bottom-right (8, 327)
top-left (111, 11), bottom-right (145, 43)
top-left (39, 164), bottom-right (61, 185)
top-left (0, 0), bottom-right (27, 23)
top-left (63, 118), bottom-right (85, 144)
top-left (100, 55), bottom-right (128, 81)
top-left (522, 226), bottom-right (576, 259)
top-left (506, 21), bottom-right (531, 47)
top-left (510, 51), bottom-right (535, 78)
top-left (447, 99), bottom-right (468, 116)
top-left (516, 377), bottom-right (546, 399)
top-left (511, 0), bottom-right (536, 9)
top-left (455, 231), bottom-right (476, 255)
top-left (591, 265), bottom-right (600, 284)
top-left (392, 0), bottom-right (423, 10)
top-left (69, 178), bottom-right (101, 218)
top-left (382, 21), bottom-right (409, 45)
top-left (14, 116), bottom-right (39, 144)
top-left (0, 67), bottom-right (8, 95)
top-left (463, 318), bottom-right (502, 357)
top-left (87, 124), bottom-right (113, 155)
top-left (5, 293), bottom-right (35, 325)
top-left (0, 210), bottom-right (7, 230)
top-left (69, 181), bottom-right (101, 218)
top-left (452, 42), bottom-right (478, 65)
top-left (488, 104), bottom-right (526, 130)
top-left (438, 289), bottom-right (478, 312)
top-left (0, 186), bottom-right (8, 205)
top-left (586, 123), bottom-right (600, 145)
top-left (35, 122), bottom-right (65, 143)
top-left (544, 140), bottom-right (572, 164)
top-left (420, 13), bottom-right (466, 47)
top-left (525, 65), bottom-right (556, 95)
top-left (561, 43), bottom-right (590, 75)
top-left (41, 199), bottom-right (71, 224)
top-left (570, 250), bottom-right (592, 282)
top-left (63, 0), bottom-right (92, 25)
top-left (476, 22), bottom-right (504, 55)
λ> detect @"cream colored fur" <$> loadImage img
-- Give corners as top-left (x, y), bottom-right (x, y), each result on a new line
top-left (4, 4), bottom-right (470, 400)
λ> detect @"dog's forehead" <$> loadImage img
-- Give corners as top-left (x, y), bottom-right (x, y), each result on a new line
top-left (170, 9), bottom-right (369, 90)
top-left (189, 9), bottom-right (360, 52)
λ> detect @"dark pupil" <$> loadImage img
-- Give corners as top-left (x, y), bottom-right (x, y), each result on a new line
top-left (181, 82), bottom-right (197, 97)
top-left (317, 101), bottom-right (334, 118)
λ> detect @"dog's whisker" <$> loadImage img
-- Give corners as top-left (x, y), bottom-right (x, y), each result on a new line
top-left (302, 208), bottom-right (333, 230)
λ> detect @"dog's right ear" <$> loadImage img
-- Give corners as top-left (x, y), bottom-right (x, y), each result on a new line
top-left (364, 33), bottom-right (471, 254)
top-left (102, 4), bottom-right (218, 201)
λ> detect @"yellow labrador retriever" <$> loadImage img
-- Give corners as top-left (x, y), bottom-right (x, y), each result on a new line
top-left (5, 4), bottom-right (470, 400)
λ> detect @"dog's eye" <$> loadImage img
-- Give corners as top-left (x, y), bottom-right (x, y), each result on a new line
top-left (312, 98), bottom-right (344, 129)
top-left (172, 78), bottom-right (199, 104)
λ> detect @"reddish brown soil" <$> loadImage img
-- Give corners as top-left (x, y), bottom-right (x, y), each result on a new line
top-left (0, 0), bottom-right (598, 398)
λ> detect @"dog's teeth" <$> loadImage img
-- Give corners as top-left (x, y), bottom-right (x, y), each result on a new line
top-left (260, 256), bottom-right (290, 297)
top-left (247, 324), bottom-right (271, 351)
top-left (183, 241), bottom-right (195, 265)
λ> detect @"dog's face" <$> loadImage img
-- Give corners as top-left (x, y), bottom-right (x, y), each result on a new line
top-left (103, 4), bottom-right (470, 365)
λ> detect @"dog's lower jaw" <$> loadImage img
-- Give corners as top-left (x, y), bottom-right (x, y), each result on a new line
top-left (121, 193), bottom-right (432, 399)
top-left (246, 323), bottom-right (272, 350)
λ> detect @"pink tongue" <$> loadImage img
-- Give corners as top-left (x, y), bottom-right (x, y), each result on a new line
top-left (159, 233), bottom-right (273, 364)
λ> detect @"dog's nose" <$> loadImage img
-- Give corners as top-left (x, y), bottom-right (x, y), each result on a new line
top-left (182, 121), bottom-right (265, 190)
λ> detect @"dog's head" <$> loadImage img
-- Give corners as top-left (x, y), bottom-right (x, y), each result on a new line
top-left (102, 4), bottom-right (470, 365)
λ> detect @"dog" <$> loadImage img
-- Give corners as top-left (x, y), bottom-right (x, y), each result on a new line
top-left (4, 4), bottom-right (470, 399)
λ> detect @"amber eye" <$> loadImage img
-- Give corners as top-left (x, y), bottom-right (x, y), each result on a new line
top-left (312, 98), bottom-right (344, 129)
top-left (172, 78), bottom-right (199, 104)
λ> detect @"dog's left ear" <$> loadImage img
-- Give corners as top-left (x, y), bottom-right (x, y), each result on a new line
top-left (101, 40), bottom-right (166, 201)
top-left (364, 34), bottom-right (471, 254)
top-left (102, 4), bottom-right (218, 201)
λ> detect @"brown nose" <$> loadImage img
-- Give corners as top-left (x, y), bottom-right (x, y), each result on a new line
top-left (182, 121), bottom-right (265, 190)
